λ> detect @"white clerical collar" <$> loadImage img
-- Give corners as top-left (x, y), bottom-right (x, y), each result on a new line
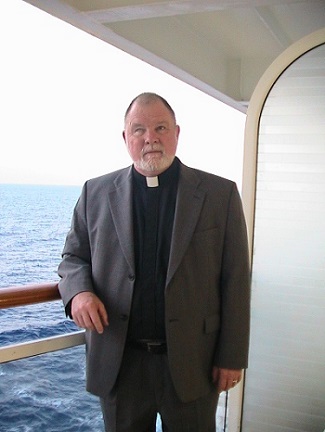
top-left (146, 176), bottom-right (159, 187)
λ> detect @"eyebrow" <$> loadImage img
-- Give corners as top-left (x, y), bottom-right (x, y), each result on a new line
top-left (131, 120), bottom-right (169, 128)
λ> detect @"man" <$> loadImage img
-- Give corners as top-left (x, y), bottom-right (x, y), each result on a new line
top-left (58, 92), bottom-right (251, 431)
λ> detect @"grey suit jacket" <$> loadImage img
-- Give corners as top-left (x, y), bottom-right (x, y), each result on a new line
top-left (58, 160), bottom-right (251, 402)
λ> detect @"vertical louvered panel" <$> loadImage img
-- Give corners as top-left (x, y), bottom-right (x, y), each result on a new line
top-left (242, 45), bottom-right (325, 431)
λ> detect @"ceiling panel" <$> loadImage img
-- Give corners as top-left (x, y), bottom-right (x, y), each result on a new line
top-left (24, 0), bottom-right (325, 111)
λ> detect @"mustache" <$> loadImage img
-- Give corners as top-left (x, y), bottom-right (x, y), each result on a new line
top-left (142, 144), bottom-right (164, 154)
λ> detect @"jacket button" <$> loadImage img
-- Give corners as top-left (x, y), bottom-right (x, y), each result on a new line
top-left (120, 314), bottom-right (129, 321)
top-left (128, 274), bottom-right (135, 281)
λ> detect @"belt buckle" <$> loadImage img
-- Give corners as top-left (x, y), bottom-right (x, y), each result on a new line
top-left (146, 341), bottom-right (161, 353)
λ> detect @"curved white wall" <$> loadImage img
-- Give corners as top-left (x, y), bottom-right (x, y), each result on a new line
top-left (241, 30), bottom-right (325, 431)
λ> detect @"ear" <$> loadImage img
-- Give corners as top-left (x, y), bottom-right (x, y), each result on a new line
top-left (175, 125), bottom-right (180, 139)
top-left (122, 131), bottom-right (126, 142)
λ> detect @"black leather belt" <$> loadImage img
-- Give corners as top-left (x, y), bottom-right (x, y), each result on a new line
top-left (128, 339), bottom-right (167, 354)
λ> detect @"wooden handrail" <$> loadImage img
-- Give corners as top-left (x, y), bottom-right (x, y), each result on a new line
top-left (0, 283), bottom-right (85, 364)
top-left (0, 282), bottom-right (61, 309)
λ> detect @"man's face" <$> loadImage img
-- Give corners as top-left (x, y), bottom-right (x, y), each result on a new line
top-left (123, 100), bottom-right (180, 176)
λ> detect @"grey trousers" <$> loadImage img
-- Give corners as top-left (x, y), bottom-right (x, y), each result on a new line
top-left (100, 346), bottom-right (219, 432)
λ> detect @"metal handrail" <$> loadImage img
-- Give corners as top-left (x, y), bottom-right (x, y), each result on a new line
top-left (0, 282), bottom-right (85, 364)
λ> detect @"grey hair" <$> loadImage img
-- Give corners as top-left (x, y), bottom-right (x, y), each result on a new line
top-left (124, 92), bottom-right (176, 123)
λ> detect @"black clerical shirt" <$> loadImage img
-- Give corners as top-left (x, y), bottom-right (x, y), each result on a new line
top-left (127, 158), bottom-right (180, 342)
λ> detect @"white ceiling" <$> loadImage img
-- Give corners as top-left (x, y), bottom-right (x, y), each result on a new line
top-left (24, 0), bottom-right (325, 112)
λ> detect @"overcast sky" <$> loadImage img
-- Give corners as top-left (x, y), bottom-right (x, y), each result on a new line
top-left (0, 0), bottom-right (245, 188)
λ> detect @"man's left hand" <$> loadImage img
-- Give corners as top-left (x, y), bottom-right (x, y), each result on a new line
top-left (212, 367), bottom-right (242, 393)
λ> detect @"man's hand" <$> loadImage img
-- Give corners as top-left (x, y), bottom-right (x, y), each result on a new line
top-left (212, 367), bottom-right (242, 394)
top-left (71, 291), bottom-right (109, 334)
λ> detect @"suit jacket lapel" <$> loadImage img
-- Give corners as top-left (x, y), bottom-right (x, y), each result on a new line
top-left (106, 163), bottom-right (205, 284)
top-left (108, 166), bottom-right (135, 272)
top-left (166, 165), bottom-right (205, 287)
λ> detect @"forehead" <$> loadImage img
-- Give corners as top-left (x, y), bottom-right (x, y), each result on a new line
top-left (125, 100), bottom-right (174, 125)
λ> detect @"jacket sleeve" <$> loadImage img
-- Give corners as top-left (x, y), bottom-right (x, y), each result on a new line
top-left (58, 182), bottom-right (95, 312)
top-left (214, 183), bottom-right (251, 369)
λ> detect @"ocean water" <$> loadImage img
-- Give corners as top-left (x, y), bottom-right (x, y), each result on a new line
top-left (0, 184), bottom-right (105, 431)
top-left (0, 184), bottom-right (226, 431)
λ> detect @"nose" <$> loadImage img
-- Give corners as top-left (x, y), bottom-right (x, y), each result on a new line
top-left (144, 129), bottom-right (158, 144)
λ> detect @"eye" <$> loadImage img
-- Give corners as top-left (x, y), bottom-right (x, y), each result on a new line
top-left (133, 127), bottom-right (145, 135)
top-left (157, 125), bottom-right (167, 132)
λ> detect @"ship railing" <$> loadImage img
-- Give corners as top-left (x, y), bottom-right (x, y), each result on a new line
top-left (0, 282), bottom-right (85, 364)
